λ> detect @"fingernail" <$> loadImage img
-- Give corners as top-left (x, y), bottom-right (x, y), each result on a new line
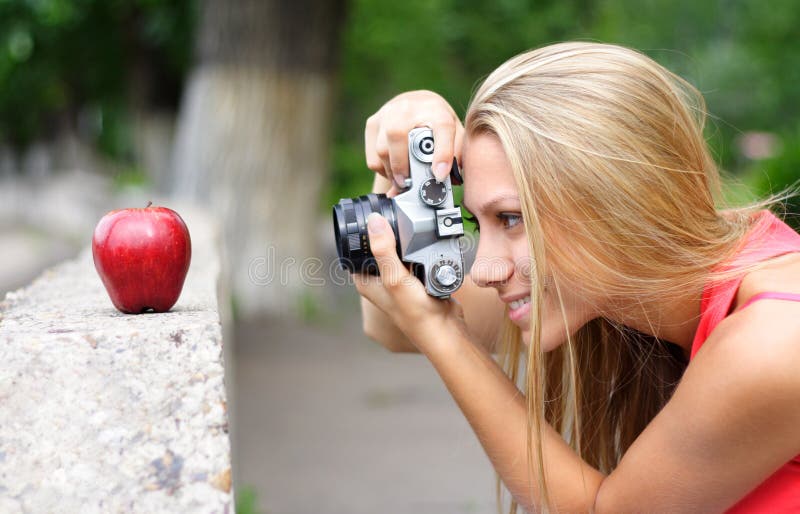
top-left (393, 174), bottom-right (405, 187)
top-left (367, 212), bottom-right (385, 234)
top-left (434, 162), bottom-right (449, 182)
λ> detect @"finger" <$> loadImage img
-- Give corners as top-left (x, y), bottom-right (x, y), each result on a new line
top-left (354, 273), bottom-right (394, 312)
top-left (385, 183), bottom-right (401, 198)
top-left (453, 121), bottom-right (465, 166)
top-left (385, 126), bottom-right (410, 186)
top-left (430, 115), bottom-right (457, 182)
top-left (366, 213), bottom-right (411, 290)
top-left (364, 113), bottom-right (384, 175)
top-left (446, 295), bottom-right (465, 321)
top-left (370, 173), bottom-right (394, 196)
top-left (375, 126), bottom-right (396, 184)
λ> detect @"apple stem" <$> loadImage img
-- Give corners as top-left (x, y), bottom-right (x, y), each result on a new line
top-left (146, 201), bottom-right (152, 208)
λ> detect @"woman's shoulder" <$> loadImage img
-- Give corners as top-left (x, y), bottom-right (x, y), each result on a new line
top-left (695, 290), bottom-right (800, 420)
top-left (733, 251), bottom-right (800, 312)
top-left (705, 252), bottom-right (800, 366)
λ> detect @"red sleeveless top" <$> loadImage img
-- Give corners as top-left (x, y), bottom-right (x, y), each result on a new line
top-left (690, 210), bottom-right (800, 512)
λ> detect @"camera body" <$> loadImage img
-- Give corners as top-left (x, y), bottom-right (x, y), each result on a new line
top-left (333, 128), bottom-right (465, 298)
top-left (393, 128), bottom-right (465, 297)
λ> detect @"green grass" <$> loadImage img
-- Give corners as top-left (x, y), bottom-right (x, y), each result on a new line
top-left (235, 485), bottom-right (261, 514)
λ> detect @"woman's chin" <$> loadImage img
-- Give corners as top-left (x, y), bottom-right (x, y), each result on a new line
top-left (520, 328), bottom-right (568, 353)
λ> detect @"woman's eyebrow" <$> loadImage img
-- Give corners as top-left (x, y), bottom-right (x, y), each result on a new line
top-left (461, 193), bottom-right (520, 214)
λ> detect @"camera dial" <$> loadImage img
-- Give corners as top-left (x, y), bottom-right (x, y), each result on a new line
top-left (435, 265), bottom-right (458, 287)
top-left (411, 131), bottom-right (435, 163)
top-left (419, 178), bottom-right (447, 206)
top-left (419, 136), bottom-right (434, 155)
top-left (333, 127), bottom-right (465, 298)
top-left (430, 258), bottom-right (462, 294)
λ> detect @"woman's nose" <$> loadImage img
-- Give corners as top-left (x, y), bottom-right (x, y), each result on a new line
top-left (469, 242), bottom-right (513, 288)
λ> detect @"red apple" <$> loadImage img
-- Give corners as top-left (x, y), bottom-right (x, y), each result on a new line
top-left (92, 203), bottom-right (191, 314)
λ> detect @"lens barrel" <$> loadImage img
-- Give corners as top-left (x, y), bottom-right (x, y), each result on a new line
top-left (333, 194), bottom-right (399, 274)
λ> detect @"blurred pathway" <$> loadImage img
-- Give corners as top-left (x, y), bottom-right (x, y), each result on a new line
top-left (233, 300), bottom-right (498, 514)
top-left (0, 228), bottom-right (76, 298)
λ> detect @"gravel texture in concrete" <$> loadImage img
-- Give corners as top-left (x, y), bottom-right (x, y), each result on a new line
top-left (0, 208), bottom-right (231, 514)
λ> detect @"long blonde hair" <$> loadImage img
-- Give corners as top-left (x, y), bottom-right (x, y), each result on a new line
top-left (465, 42), bottom-right (764, 513)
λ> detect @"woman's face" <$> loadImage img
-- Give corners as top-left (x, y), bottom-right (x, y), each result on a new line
top-left (462, 133), bottom-right (597, 351)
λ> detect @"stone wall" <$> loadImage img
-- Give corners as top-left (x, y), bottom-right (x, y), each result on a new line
top-left (0, 208), bottom-right (232, 513)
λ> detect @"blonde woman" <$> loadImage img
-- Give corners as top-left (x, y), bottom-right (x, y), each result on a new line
top-left (355, 42), bottom-right (800, 513)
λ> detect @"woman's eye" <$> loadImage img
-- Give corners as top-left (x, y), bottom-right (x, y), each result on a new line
top-left (498, 213), bottom-right (523, 229)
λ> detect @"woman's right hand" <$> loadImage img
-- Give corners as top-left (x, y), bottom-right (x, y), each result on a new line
top-left (364, 90), bottom-right (464, 197)
top-left (360, 90), bottom-right (468, 353)
top-left (360, 91), bottom-right (504, 354)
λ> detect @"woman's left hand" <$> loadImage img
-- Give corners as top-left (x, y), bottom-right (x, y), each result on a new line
top-left (354, 212), bottom-right (468, 352)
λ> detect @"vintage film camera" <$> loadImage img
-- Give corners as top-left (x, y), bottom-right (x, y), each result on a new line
top-left (333, 128), bottom-right (465, 298)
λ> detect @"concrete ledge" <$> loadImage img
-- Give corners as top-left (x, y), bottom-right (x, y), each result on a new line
top-left (0, 208), bottom-right (232, 513)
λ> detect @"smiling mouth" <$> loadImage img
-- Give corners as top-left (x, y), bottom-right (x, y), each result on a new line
top-left (509, 296), bottom-right (530, 310)
top-left (507, 295), bottom-right (532, 325)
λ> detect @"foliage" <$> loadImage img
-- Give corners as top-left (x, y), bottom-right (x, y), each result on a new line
top-left (1, 0), bottom-right (799, 207)
top-left (328, 0), bottom-right (800, 205)
top-left (235, 485), bottom-right (261, 514)
top-left (743, 124), bottom-right (800, 230)
top-left (0, 0), bottom-right (195, 158)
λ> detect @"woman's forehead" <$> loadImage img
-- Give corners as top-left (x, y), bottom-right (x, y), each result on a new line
top-left (462, 133), bottom-right (519, 213)
top-left (461, 192), bottom-right (521, 215)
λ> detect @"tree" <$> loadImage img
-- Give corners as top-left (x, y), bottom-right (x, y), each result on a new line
top-left (0, 0), bottom-right (192, 176)
top-left (171, 0), bottom-right (347, 318)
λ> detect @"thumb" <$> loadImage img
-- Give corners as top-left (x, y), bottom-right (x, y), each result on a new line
top-left (367, 212), bottom-right (409, 287)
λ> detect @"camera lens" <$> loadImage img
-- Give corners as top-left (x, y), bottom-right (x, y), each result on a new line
top-left (333, 194), bottom-right (399, 275)
top-left (419, 136), bottom-right (434, 155)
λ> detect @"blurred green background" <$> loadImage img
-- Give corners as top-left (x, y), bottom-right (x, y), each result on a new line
top-left (2, 0), bottom-right (799, 209)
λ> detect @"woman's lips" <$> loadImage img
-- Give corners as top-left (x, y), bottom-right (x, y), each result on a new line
top-left (507, 296), bottom-right (531, 323)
